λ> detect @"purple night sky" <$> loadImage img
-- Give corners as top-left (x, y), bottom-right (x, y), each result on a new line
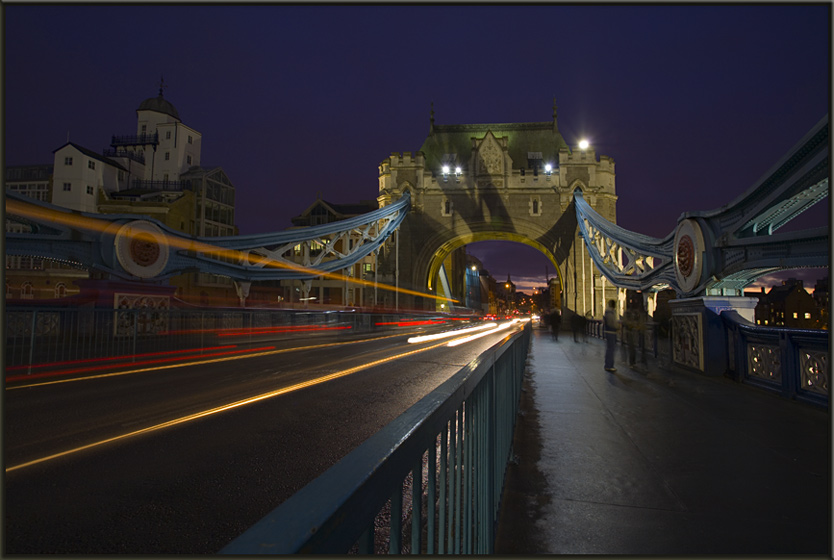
top-left (4, 5), bottom-right (830, 293)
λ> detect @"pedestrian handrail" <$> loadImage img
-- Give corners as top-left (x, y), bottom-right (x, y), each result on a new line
top-left (220, 321), bottom-right (532, 554)
top-left (721, 311), bottom-right (828, 407)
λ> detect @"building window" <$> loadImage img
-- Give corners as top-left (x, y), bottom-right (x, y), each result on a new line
top-left (141, 125), bottom-right (147, 133)
top-left (86, 186), bottom-right (93, 195)
top-left (88, 160), bottom-right (95, 170)
top-left (166, 131), bottom-right (171, 139)
top-left (533, 199), bottom-right (539, 214)
top-left (63, 182), bottom-right (71, 191)
top-left (21, 282), bottom-right (33, 299)
top-left (188, 135), bottom-right (193, 144)
top-left (187, 155), bottom-right (192, 165)
top-left (55, 283), bottom-right (67, 298)
top-left (64, 157), bottom-right (73, 165)
top-left (165, 152), bottom-right (170, 161)
top-left (805, 312), bottom-right (811, 319)
top-left (118, 170), bottom-right (125, 180)
top-left (6, 282), bottom-right (11, 298)
top-left (442, 198), bottom-right (452, 216)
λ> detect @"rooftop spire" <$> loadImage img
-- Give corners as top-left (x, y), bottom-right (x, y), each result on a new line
top-left (552, 96), bottom-right (558, 131)
top-left (430, 101), bottom-right (435, 133)
top-left (158, 75), bottom-right (168, 98)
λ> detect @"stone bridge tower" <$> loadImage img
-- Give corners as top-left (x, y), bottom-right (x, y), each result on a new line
top-left (376, 103), bottom-right (618, 318)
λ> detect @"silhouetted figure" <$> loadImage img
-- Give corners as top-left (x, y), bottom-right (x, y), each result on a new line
top-left (603, 300), bottom-right (618, 372)
top-left (550, 309), bottom-right (561, 341)
top-left (624, 309), bottom-right (638, 368)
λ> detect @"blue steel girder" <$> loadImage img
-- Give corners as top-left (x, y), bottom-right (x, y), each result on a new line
top-left (5, 191), bottom-right (410, 282)
top-left (575, 115), bottom-right (829, 297)
top-left (574, 190), bottom-right (676, 292)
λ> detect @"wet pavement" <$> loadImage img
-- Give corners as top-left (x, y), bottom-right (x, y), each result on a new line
top-left (495, 327), bottom-right (830, 556)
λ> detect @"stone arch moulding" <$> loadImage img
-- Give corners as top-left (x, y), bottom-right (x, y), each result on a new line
top-left (424, 231), bottom-right (565, 295)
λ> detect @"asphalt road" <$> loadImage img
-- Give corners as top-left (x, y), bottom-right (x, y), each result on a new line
top-left (5, 320), bottom-right (525, 553)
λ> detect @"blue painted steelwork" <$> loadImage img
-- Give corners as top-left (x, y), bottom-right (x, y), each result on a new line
top-left (722, 311), bottom-right (828, 407)
top-left (219, 321), bottom-right (531, 554)
top-left (5, 191), bottom-right (410, 282)
top-left (575, 116), bottom-right (829, 297)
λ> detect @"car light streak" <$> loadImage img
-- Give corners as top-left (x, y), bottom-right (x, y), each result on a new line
top-left (5, 332), bottom-right (413, 390)
top-left (447, 321), bottom-right (515, 347)
top-left (375, 320), bottom-right (446, 326)
top-left (407, 323), bottom-right (497, 343)
top-left (217, 325), bottom-right (352, 336)
top-left (5, 338), bottom-right (451, 473)
top-left (4, 345), bottom-right (238, 372)
top-left (5, 346), bottom-right (276, 383)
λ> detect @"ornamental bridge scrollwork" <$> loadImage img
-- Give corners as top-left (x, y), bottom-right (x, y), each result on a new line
top-left (575, 114), bottom-right (829, 298)
top-left (5, 191), bottom-right (411, 301)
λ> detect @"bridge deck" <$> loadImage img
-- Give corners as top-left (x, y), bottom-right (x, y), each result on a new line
top-left (495, 327), bottom-right (829, 555)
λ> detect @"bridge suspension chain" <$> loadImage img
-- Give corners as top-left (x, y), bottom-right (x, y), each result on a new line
top-left (5, 191), bottom-right (411, 282)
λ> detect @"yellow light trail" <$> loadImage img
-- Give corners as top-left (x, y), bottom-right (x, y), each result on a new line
top-left (6, 198), bottom-right (457, 303)
top-left (5, 336), bottom-right (457, 473)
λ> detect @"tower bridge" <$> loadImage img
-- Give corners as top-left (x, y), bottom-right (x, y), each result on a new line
top-left (376, 103), bottom-right (617, 315)
top-left (6, 108), bottom-right (827, 320)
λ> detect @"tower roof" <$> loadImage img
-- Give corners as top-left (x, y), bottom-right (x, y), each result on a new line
top-left (137, 86), bottom-right (180, 121)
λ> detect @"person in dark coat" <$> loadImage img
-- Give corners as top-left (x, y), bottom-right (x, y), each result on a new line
top-left (550, 309), bottom-right (561, 340)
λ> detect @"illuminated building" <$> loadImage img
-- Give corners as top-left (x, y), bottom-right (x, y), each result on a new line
top-left (5, 85), bottom-right (239, 305)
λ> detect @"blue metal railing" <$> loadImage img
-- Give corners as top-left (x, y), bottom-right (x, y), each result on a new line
top-left (722, 311), bottom-right (829, 407)
top-left (220, 321), bottom-right (531, 554)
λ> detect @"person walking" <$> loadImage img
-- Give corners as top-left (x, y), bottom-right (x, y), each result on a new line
top-left (550, 309), bottom-right (561, 341)
top-left (603, 299), bottom-right (619, 372)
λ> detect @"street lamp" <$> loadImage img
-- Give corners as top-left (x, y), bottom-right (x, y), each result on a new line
top-left (579, 139), bottom-right (589, 150)
top-left (442, 165), bottom-right (450, 182)
top-left (544, 163), bottom-right (552, 180)
top-left (455, 166), bottom-right (462, 182)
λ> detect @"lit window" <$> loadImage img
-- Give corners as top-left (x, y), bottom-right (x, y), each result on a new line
top-left (88, 160), bottom-right (95, 170)
top-left (793, 312), bottom-right (798, 319)
top-left (63, 183), bottom-right (71, 191)
top-left (64, 157), bottom-right (73, 165)
top-left (805, 312), bottom-right (811, 319)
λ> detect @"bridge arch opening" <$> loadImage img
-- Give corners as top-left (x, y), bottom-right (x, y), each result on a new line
top-left (426, 233), bottom-right (565, 314)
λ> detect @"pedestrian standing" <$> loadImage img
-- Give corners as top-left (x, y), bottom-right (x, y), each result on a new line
top-left (550, 309), bottom-right (561, 341)
top-left (603, 299), bottom-right (618, 372)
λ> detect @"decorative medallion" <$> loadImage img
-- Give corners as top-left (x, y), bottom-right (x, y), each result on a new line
top-left (673, 218), bottom-right (706, 295)
top-left (114, 220), bottom-right (170, 278)
top-left (130, 232), bottom-right (161, 267)
top-left (677, 235), bottom-right (694, 278)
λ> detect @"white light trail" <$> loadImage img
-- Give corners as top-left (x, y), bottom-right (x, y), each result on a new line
top-left (407, 323), bottom-right (497, 344)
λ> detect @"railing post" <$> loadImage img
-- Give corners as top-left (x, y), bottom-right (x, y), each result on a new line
top-left (27, 309), bottom-right (37, 375)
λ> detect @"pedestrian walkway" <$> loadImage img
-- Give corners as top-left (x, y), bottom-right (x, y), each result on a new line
top-left (495, 327), bottom-right (830, 555)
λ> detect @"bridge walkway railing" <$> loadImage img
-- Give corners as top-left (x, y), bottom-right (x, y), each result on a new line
top-left (220, 321), bottom-right (532, 554)
top-left (586, 315), bottom-right (828, 408)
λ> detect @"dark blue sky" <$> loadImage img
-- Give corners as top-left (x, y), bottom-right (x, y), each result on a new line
top-left (4, 4), bottom-right (830, 292)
